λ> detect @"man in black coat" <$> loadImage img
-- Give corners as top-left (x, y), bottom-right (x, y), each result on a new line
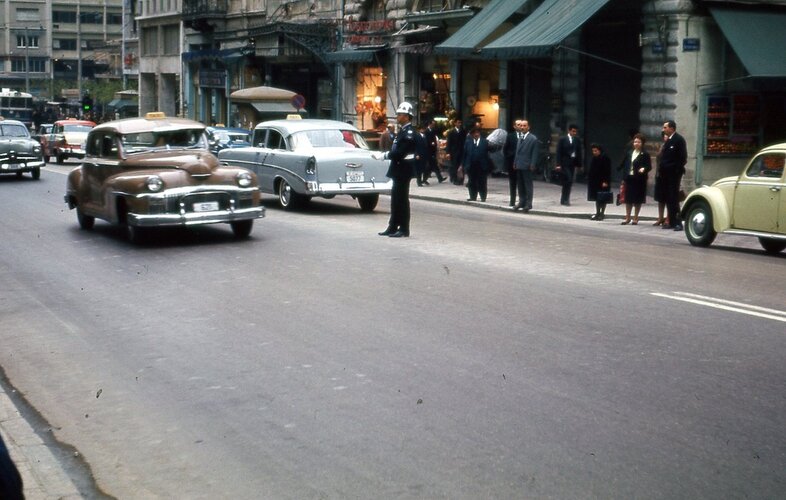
top-left (659, 120), bottom-right (688, 231)
top-left (376, 102), bottom-right (418, 238)
top-left (421, 119), bottom-right (445, 184)
top-left (0, 434), bottom-right (23, 500)
top-left (461, 127), bottom-right (490, 202)
top-left (503, 119), bottom-right (523, 206)
top-left (446, 118), bottom-right (467, 185)
top-left (513, 120), bottom-right (539, 211)
top-left (555, 124), bottom-right (583, 206)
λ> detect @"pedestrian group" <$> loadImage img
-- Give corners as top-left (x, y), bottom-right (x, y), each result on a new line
top-left (378, 100), bottom-right (688, 238)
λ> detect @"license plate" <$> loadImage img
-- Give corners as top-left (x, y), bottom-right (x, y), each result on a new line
top-left (193, 201), bottom-right (219, 212)
top-left (346, 171), bottom-right (364, 182)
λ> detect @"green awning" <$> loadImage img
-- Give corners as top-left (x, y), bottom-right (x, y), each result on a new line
top-left (710, 6), bottom-right (786, 77)
top-left (482, 0), bottom-right (612, 59)
top-left (324, 49), bottom-right (379, 64)
top-left (434, 0), bottom-right (532, 57)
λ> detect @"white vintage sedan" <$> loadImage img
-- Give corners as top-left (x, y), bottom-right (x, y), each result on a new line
top-left (218, 119), bottom-right (391, 211)
top-left (681, 142), bottom-right (786, 254)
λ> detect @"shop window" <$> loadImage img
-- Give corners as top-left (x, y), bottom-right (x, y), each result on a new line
top-left (705, 94), bottom-right (760, 156)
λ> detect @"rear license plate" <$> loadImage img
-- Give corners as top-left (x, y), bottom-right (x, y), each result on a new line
top-left (346, 171), bottom-right (364, 182)
top-left (193, 201), bottom-right (219, 212)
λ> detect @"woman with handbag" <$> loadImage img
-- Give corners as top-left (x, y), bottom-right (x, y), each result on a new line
top-left (586, 143), bottom-right (612, 220)
top-left (618, 133), bottom-right (651, 225)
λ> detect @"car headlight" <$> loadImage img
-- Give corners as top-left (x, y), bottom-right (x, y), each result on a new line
top-left (33, 146), bottom-right (41, 154)
top-left (305, 156), bottom-right (316, 175)
top-left (146, 175), bottom-right (164, 192)
top-left (236, 171), bottom-right (253, 188)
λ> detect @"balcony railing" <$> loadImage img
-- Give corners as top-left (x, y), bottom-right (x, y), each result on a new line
top-left (182, 0), bottom-right (228, 20)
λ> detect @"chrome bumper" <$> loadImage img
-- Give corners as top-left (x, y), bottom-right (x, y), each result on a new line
top-left (0, 160), bottom-right (45, 172)
top-left (129, 206), bottom-right (265, 227)
top-left (308, 180), bottom-right (393, 196)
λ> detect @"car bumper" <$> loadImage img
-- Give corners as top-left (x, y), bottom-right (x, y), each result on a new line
top-left (0, 160), bottom-right (45, 172)
top-left (57, 148), bottom-right (85, 158)
top-left (307, 180), bottom-right (393, 196)
top-left (129, 206), bottom-right (265, 227)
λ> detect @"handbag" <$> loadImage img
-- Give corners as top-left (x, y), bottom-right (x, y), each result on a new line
top-left (549, 169), bottom-right (563, 184)
top-left (597, 190), bottom-right (614, 204)
top-left (678, 189), bottom-right (687, 202)
top-left (615, 181), bottom-right (626, 206)
top-left (456, 166), bottom-right (465, 183)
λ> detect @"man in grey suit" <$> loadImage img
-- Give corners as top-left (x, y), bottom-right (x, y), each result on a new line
top-left (513, 119), bottom-right (539, 211)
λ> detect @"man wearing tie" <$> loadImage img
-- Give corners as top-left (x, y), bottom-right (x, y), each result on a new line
top-left (659, 120), bottom-right (688, 231)
top-left (555, 124), bottom-right (583, 206)
top-left (503, 119), bottom-right (524, 207)
top-left (513, 120), bottom-right (539, 212)
top-left (461, 127), bottom-right (490, 202)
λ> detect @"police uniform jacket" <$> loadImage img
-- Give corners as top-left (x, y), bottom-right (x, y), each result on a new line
top-left (386, 123), bottom-right (418, 180)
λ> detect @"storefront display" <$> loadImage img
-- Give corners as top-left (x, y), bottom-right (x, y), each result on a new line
top-left (705, 94), bottom-right (760, 155)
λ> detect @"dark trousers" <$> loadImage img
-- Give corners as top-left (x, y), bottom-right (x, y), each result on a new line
top-left (507, 167), bottom-right (517, 205)
top-left (422, 156), bottom-right (443, 181)
top-left (448, 158), bottom-right (462, 183)
top-left (516, 168), bottom-right (534, 208)
top-left (387, 178), bottom-right (411, 232)
top-left (560, 167), bottom-right (574, 204)
top-left (661, 169), bottom-right (683, 226)
top-left (466, 169), bottom-right (488, 201)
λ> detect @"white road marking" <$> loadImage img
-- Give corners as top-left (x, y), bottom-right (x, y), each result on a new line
top-left (652, 291), bottom-right (786, 323)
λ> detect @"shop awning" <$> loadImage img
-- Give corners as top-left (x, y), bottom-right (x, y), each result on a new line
top-left (710, 6), bottom-right (786, 77)
top-left (482, 0), bottom-right (612, 59)
top-left (250, 102), bottom-right (300, 114)
top-left (435, 0), bottom-right (532, 56)
top-left (324, 49), bottom-right (380, 63)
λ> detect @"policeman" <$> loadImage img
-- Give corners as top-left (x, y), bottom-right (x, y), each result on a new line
top-left (376, 102), bottom-right (418, 238)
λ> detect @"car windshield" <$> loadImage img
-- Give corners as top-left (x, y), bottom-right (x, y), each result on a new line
top-left (290, 129), bottom-right (370, 150)
top-left (0, 123), bottom-right (29, 137)
top-left (62, 124), bottom-right (93, 133)
top-left (121, 128), bottom-right (207, 153)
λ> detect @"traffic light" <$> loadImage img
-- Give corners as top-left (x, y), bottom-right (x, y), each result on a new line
top-left (82, 94), bottom-right (93, 112)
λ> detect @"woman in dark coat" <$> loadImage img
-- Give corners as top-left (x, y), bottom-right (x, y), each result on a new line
top-left (618, 133), bottom-right (651, 225)
top-left (586, 143), bottom-right (612, 220)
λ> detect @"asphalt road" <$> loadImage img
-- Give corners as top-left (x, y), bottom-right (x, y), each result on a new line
top-left (1, 166), bottom-right (785, 499)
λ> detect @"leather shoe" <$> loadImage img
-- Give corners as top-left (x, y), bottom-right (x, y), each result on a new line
top-left (438, 176), bottom-right (446, 183)
top-left (378, 228), bottom-right (396, 236)
top-left (389, 230), bottom-right (409, 238)
top-left (661, 224), bottom-right (674, 230)
top-left (673, 224), bottom-right (683, 231)
top-left (467, 198), bottom-right (477, 201)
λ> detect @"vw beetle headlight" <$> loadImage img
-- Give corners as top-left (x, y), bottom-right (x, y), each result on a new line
top-left (237, 171), bottom-right (253, 188)
top-left (146, 175), bottom-right (164, 192)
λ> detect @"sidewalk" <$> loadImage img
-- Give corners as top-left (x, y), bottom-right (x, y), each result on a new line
top-left (410, 174), bottom-right (660, 221)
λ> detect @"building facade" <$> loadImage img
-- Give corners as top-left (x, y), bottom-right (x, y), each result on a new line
top-left (0, 0), bottom-right (130, 102)
top-left (132, 0), bottom-right (786, 188)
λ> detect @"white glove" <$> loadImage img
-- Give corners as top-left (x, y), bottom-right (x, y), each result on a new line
top-left (371, 152), bottom-right (386, 161)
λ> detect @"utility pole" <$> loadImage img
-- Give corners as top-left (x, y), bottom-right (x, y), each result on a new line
top-left (24, 26), bottom-right (30, 93)
top-left (77, 0), bottom-right (82, 114)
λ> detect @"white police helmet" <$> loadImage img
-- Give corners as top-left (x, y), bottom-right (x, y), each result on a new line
top-left (395, 101), bottom-right (414, 116)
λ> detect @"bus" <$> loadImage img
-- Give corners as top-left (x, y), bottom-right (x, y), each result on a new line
top-left (0, 89), bottom-right (34, 128)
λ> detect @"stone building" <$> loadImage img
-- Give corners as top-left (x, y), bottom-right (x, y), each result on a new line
top-left (156, 0), bottom-right (786, 187)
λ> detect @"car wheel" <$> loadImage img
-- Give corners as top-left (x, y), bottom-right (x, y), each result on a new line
top-left (76, 207), bottom-right (95, 230)
top-left (758, 237), bottom-right (786, 254)
top-left (231, 220), bottom-right (254, 238)
top-left (31, 168), bottom-right (40, 180)
top-left (278, 179), bottom-right (300, 210)
top-left (684, 200), bottom-right (717, 247)
top-left (357, 194), bottom-right (379, 212)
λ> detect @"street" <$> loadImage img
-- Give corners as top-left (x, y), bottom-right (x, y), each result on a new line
top-left (1, 166), bottom-right (785, 499)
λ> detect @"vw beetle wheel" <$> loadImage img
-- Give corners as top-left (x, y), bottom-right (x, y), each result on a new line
top-left (758, 237), bottom-right (786, 254)
top-left (685, 200), bottom-right (716, 247)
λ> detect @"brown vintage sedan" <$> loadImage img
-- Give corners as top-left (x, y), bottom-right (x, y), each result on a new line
top-left (64, 113), bottom-right (265, 242)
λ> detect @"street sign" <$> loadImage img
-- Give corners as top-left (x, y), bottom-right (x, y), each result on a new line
top-left (291, 94), bottom-right (306, 110)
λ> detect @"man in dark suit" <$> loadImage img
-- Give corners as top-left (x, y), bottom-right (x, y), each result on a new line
top-left (513, 120), bottom-right (539, 211)
top-left (421, 119), bottom-right (445, 184)
top-left (555, 124), bottom-right (583, 206)
top-left (503, 119), bottom-right (523, 207)
top-left (659, 120), bottom-right (688, 231)
top-left (446, 118), bottom-right (467, 185)
top-left (376, 102), bottom-right (418, 238)
top-left (461, 127), bottom-right (490, 202)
